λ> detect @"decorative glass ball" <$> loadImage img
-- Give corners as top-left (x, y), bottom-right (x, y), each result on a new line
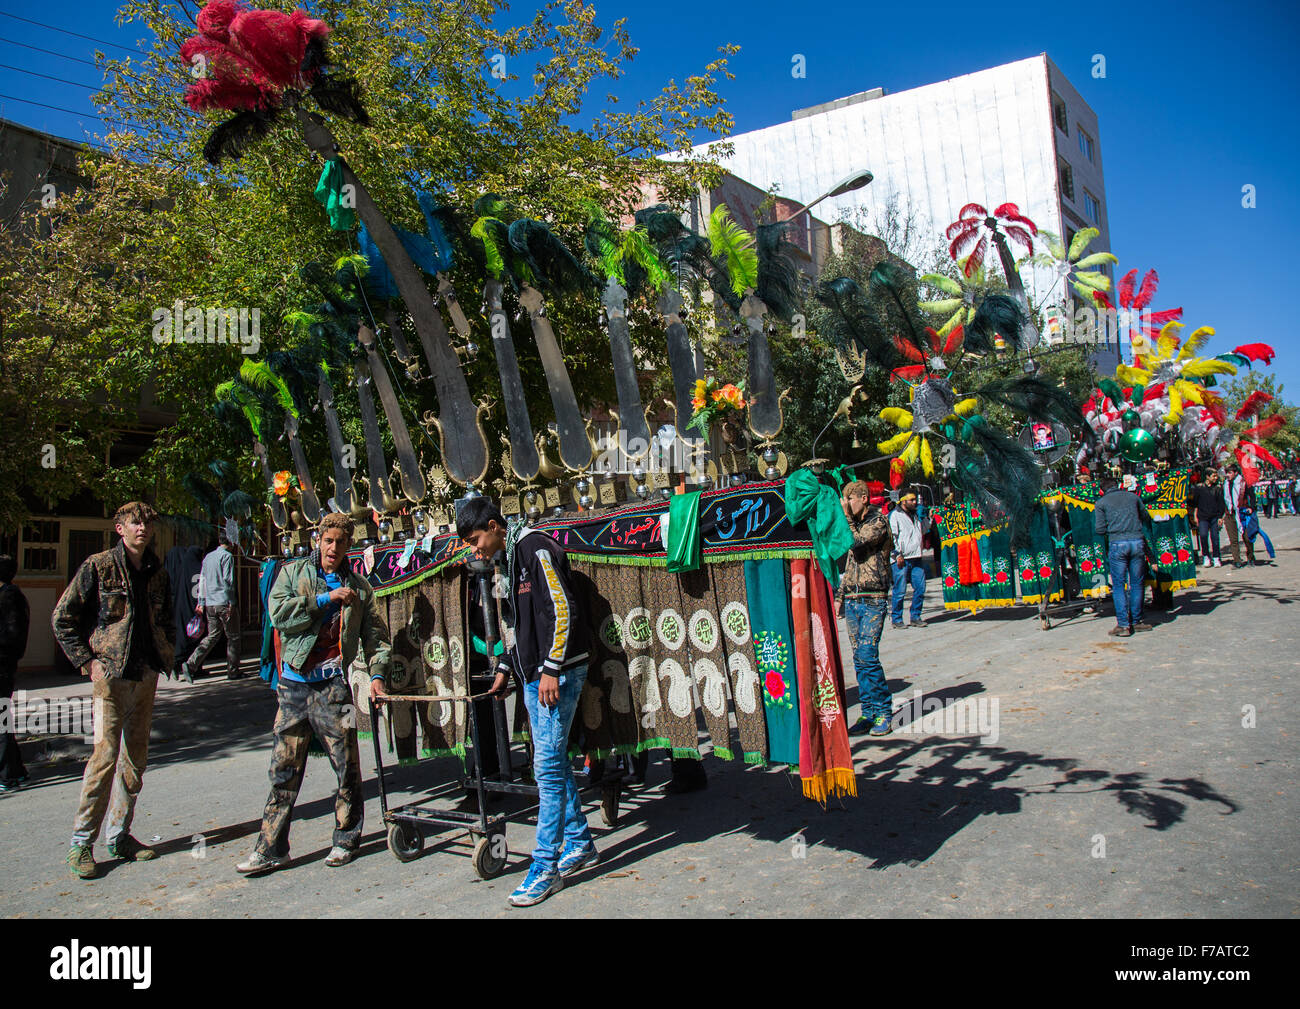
top-left (1119, 427), bottom-right (1157, 463)
top-left (636, 483), bottom-right (649, 499)
top-left (764, 465), bottom-right (778, 480)
top-left (632, 466), bottom-right (646, 483)
top-left (580, 494), bottom-right (593, 508)
top-left (576, 478), bottom-right (590, 494)
top-left (762, 446), bottom-right (779, 464)
top-left (1122, 409), bottom-right (1140, 431)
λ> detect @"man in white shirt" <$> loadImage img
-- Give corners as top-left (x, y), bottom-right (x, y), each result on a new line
top-left (888, 492), bottom-right (930, 628)
top-left (1221, 464), bottom-right (1246, 569)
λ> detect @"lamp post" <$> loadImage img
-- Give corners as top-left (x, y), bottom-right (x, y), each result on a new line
top-left (782, 169), bottom-right (874, 226)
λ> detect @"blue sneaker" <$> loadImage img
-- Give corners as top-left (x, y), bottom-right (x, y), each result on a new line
top-left (557, 843), bottom-right (600, 877)
top-left (508, 864), bottom-right (564, 907)
top-left (869, 712), bottom-right (893, 736)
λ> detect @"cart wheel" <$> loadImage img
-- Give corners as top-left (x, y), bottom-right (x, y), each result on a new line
top-left (600, 785), bottom-right (620, 827)
top-left (387, 821), bottom-right (423, 862)
top-left (473, 833), bottom-right (508, 879)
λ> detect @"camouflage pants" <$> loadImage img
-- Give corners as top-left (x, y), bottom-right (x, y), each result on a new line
top-left (254, 675), bottom-right (363, 858)
top-left (71, 670), bottom-right (158, 847)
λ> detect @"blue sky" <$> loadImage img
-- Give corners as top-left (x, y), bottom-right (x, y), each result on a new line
top-left (2, 0), bottom-right (1297, 397)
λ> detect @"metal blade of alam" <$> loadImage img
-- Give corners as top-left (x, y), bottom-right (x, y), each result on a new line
top-left (742, 292), bottom-right (782, 438)
top-left (484, 278), bottom-right (540, 480)
top-left (282, 412), bottom-right (323, 522)
top-left (317, 367), bottom-right (356, 514)
top-left (296, 111), bottom-right (487, 485)
top-left (993, 233), bottom-right (1041, 350)
top-left (253, 441), bottom-right (289, 528)
top-left (353, 358), bottom-right (399, 513)
top-left (657, 288), bottom-right (697, 435)
top-left (603, 276), bottom-right (652, 457)
top-left (359, 325), bottom-right (426, 502)
top-left (518, 284), bottom-right (592, 472)
top-left (382, 304), bottom-right (418, 377)
top-left (438, 272), bottom-right (473, 343)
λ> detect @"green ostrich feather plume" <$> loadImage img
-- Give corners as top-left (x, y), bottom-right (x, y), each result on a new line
top-left (239, 360), bottom-right (298, 419)
top-left (707, 204), bottom-right (758, 297)
top-left (584, 201), bottom-right (671, 293)
top-left (214, 380), bottom-right (265, 443)
top-left (508, 218), bottom-right (594, 295)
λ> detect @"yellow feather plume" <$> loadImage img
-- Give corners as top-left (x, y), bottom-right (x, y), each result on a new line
top-left (1181, 359), bottom-right (1237, 378)
top-left (1164, 385), bottom-right (1184, 425)
top-left (1115, 363), bottom-right (1150, 386)
top-left (953, 397), bottom-right (979, 416)
top-left (1177, 326), bottom-right (1214, 361)
top-left (879, 407), bottom-right (914, 429)
top-left (920, 438), bottom-right (935, 477)
top-left (900, 436), bottom-right (921, 469)
top-left (877, 430), bottom-right (914, 454)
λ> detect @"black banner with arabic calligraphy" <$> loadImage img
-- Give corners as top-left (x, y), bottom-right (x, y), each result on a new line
top-left (532, 480), bottom-right (811, 564)
top-left (344, 481), bottom-right (814, 594)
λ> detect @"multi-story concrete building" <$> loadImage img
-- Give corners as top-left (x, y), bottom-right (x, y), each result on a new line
top-left (696, 53), bottom-right (1120, 365)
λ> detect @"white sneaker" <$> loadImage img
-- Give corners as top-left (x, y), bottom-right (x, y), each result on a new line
top-left (236, 850), bottom-right (286, 875)
top-left (1202, 557), bottom-right (1212, 567)
top-left (1212, 558), bottom-right (1222, 567)
top-left (324, 845), bottom-right (355, 867)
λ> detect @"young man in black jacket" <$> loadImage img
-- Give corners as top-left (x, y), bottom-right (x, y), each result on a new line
top-left (458, 498), bottom-right (596, 907)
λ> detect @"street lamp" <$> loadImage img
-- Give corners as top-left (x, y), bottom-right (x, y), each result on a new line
top-left (783, 169), bottom-right (874, 224)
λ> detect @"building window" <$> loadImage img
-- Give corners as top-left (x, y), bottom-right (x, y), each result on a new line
top-left (1059, 160), bottom-right (1075, 202)
top-left (1065, 227), bottom-right (1078, 255)
top-left (1077, 128), bottom-right (1094, 162)
top-left (21, 520), bottom-right (60, 574)
top-left (1052, 93), bottom-right (1068, 134)
top-left (1083, 190), bottom-right (1101, 223)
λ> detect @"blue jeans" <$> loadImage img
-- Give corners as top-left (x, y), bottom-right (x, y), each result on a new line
top-left (1107, 538), bottom-right (1145, 628)
top-left (890, 558), bottom-right (927, 625)
top-left (844, 598), bottom-right (890, 718)
top-left (522, 665), bottom-right (593, 873)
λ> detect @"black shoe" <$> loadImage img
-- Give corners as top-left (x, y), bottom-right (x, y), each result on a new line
top-left (228, 671), bottom-right (246, 681)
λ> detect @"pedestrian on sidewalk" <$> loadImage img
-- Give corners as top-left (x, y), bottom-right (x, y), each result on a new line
top-left (1239, 484), bottom-right (1276, 564)
top-left (1222, 464), bottom-right (1246, 567)
top-left (888, 492), bottom-right (930, 628)
top-left (179, 529), bottom-right (242, 681)
top-left (236, 513), bottom-right (391, 876)
top-left (836, 481), bottom-right (895, 737)
top-left (458, 498), bottom-right (597, 908)
top-left (0, 555), bottom-right (30, 792)
top-left (51, 501), bottom-right (175, 878)
top-left (1190, 470), bottom-right (1225, 568)
top-left (1094, 477), bottom-right (1154, 637)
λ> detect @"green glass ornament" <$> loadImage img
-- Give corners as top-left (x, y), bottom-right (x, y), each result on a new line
top-left (1122, 409), bottom-right (1140, 431)
top-left (1119, 427), bottom-right (1157, 463)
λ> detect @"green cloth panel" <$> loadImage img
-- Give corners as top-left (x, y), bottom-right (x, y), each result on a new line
top-left (1065, 502), bottom-right (1110, 598)
top-left (1018, 506), bottom-right (1062, 604)
top-left (1146, 514), bottom-right (1197, 591)
top-left (707, 561), bottom-right (766, 764)
top-left (666, 490), bottom-right (703, 573)
top-left (313, 159), bottom-right (356, 231)
top-left (783, 468), bottom-right (854, 590)
top-left (745, 558), bottom-right (798, 765)
top-left (981, 526), bottom-right (1016, 606)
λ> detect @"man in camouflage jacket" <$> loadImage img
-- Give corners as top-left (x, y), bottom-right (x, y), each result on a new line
top-left (52, 501), bottom-right (175, 878)
top-left (835, 482), bottom-right (895, 737)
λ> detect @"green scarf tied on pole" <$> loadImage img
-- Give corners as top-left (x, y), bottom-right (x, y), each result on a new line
top-left (314, 158), bottom-right (356, 231)
top-left (665, 491), bottom-right (702, 573)
top-left (783, 469), bottom-right (853, 589)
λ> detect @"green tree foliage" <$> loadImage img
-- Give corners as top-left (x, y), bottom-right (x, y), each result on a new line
top-left (1222, 372), bottom-right (1298, 456)
top-left (0, 0), bottom-right (738, 528)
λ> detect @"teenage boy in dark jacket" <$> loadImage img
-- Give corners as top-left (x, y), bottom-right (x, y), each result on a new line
top-left (458, 498), bottom-right (595, 908)
top-left (51, 501), bottom-right (175, 878)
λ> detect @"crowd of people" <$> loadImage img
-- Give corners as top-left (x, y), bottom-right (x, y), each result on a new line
top-left (0, 465), bottom-right (1289, 905)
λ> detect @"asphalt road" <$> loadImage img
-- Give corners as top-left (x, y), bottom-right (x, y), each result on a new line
top-left (3, 519), bottom-right (1296, 918)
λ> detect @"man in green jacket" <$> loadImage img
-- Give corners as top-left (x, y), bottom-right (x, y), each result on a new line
top-left (237, 513), bottom-right (391, 875)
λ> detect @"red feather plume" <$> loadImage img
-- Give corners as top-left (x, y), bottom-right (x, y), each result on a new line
top-left (1146, 308), bottom-right (1184, 326)
top-left (1092, 290), bottom-right (1113, 310)
top-left (1204, 400), bottom-right (1228, 427)
top-left (1233, 343), bottom-right (1275, 365)
top-left (1240, 442), bottom-right (1282, 470)
top-left (962, 235), bottom-right (987, 275)
top-left (1242, 415), bottom-right (1286, 441)
top-left (1117, 269), bottom-right (1137, 308)
top-left (1132, 269), bottom-right (1158, 310)
top-left (942, 323), bottom-right (965, 356)
top-left (892, 334), bottom-right (926, 363)
top-left (1143, 383), bottom-right (1165, 402)
top-left (994, 203), bottom-right (1038, 234)
top-left (1235, 390), bottom-right (1274, 420)
top-left (890, 365), bottom-right (926, 385)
